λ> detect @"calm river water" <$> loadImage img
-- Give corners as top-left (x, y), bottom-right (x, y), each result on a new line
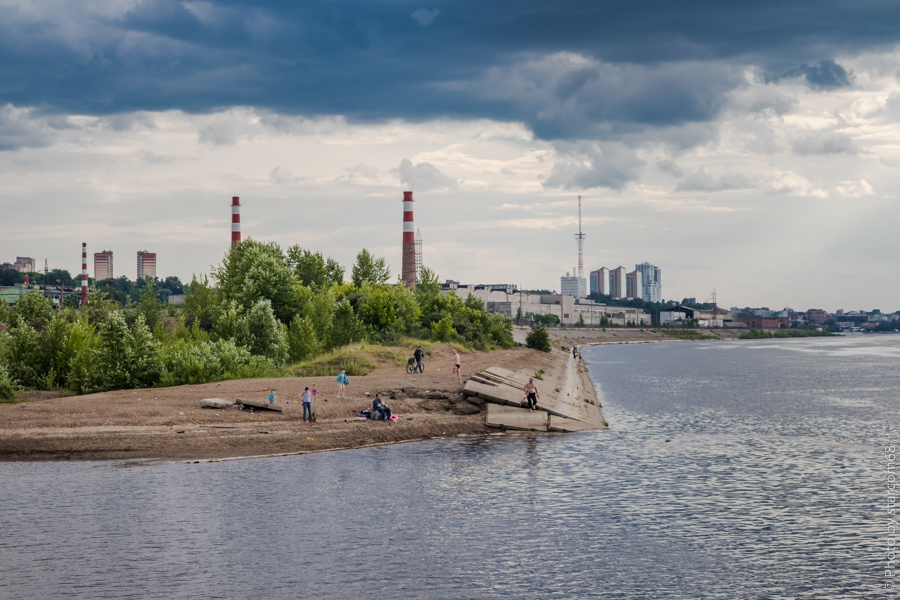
top-left (2, 335), bottom-right (897, 599)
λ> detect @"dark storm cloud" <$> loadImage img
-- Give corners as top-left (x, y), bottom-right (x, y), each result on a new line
top-left (0, 0), bottom-right (897, 145)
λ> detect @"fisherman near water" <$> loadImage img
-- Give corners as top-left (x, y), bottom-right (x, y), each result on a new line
top-left (523, 378), bottom-right (539, 412)
top-left (301, 387), bottom-right (313, 423)
top-left (336, 369), bottom-right (349, 399)
top-left (451, 348), bottom-right (462, 383)
top-left (414, 345), bottom-right (425, 373)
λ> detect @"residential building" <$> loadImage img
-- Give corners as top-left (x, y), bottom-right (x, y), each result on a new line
top-left (14, 257), bottom-right (36, 273)
top-left (136, 251), bottom-right (156, 280)
top-left (590, 267), bottom-right (610, 296)
top-left (635, 262), bottom-right (662, 303)
top-left (94, 250), bottom-right (114, 281)
top-left (733, 317), bottom-right (791, 328)
top-left (626, 270), bottom-right (643, 300)
top-left (610, 267), bottom-right (627, 299)
top-left (806, 309), bottom-right (828, 325)
top-left (560, 272), bottom-right (587, 299)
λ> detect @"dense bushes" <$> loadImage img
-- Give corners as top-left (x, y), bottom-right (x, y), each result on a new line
top-left (0, 241), bottom-right (515, 396)
top-left (526, 324), bottom-right (552, 352)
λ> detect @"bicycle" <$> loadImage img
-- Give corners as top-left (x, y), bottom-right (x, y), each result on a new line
top-left (406, 357), bottom-right (425, 374)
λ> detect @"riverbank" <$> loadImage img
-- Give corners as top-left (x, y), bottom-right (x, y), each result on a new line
top-left (0, 343), bottom-right (598, 462)
top-left (511, 325), bottom-right (744, 346)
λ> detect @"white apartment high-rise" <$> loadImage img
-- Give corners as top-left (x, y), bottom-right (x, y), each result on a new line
top-left (635, 262), bottom-right (662, 303)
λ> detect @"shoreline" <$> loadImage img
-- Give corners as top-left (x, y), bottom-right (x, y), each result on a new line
top-left (0, 342), bottom-right (600, 462)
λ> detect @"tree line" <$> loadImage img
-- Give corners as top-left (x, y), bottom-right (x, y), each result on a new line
top-left (0, 240), bottom-right (515, 400)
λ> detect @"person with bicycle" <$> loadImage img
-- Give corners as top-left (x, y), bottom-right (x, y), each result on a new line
top-left (414, 345), bottom-right (425, 373)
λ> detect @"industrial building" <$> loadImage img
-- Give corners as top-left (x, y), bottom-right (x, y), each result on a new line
top-left (443, 285), bottom-right (650, 326)
top-left (137, 250), bottom-right (157, 280)
top-left (560, 271), bottom-right (587, 299)
top-left (94, 250), bottom-right (113, 280)
top-left (14, 257), bottom-right (36, 273)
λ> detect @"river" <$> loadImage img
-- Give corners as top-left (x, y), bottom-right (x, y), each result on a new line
top-left (1, 335), bottom-right (896, 599)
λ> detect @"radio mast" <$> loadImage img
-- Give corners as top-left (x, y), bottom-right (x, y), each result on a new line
top-left (575, 195), bottom-right (585, 280)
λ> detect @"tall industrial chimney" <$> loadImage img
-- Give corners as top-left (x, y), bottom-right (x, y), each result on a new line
top-left (81, 243), bottom-right (88, 305)
top-left (231, 196), bottom-right (241, 247)
top-left (401, 191), bottom-right (416, 288)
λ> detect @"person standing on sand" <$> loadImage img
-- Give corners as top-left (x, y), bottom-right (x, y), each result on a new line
top-left (573, 345), bottom-right (577, 359)
top-left (451, 348), bottom-right (462, 383)
top-left (268, 389), bottom-right (277, 404)
top-left (336, 369), bottom-right (349, 399)
top-left (301, 387), bottom-right (313, 423)
top-left (523, 378), bottom-right (539, 411)
top-left (312, 384), bottom-right (319, 403)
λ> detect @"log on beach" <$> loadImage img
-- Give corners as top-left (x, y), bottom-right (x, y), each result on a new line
top-left (236, 398), bottom-right (284, 412)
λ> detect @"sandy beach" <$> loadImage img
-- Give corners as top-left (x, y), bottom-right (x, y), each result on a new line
top-left (0, 339), bottom-right (601, 462)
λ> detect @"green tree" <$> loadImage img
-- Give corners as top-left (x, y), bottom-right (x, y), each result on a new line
top-left (351, 248), bottom-right (391, 287)
top-left (430, 315), bottom-right (457, 342)
top-left (526, 325), bottom-right (552, 352)
top-left (244, 299), bottom-right (288, 365)
top-left (415, 266), bottom-right (441, 300)
top-left (330, 299), bottom-right (364, 348)
top-left (212, 300), bottom-right (251, 347)
top-left (5, 316), bottom-right (44, 387)
top-left (213, 239), bottom-right (298, 324)
top-left (13, 289), bottom-right (53, 331)
top-left (286, 316), bottom-right (320, 362)
top-left (0, 361), bottom-right (18, 401)
top-left (183, 275), bottom-right (217, 330)
top-left (137, 276), bottom-right (163, 329)
top-left (287, 246), bottom-right (344, 289)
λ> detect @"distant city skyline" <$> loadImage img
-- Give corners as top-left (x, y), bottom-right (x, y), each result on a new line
top-left (2, 3), bottom-right (900, 311)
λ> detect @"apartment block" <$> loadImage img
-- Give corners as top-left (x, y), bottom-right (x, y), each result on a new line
top-left (94, 250), bottom-right (114, 280)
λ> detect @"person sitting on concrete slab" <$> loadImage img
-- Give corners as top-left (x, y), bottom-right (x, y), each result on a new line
top-left (523, 378), bottom-right (540, 412)
top-left (372, 393), bottom-right (392, 422)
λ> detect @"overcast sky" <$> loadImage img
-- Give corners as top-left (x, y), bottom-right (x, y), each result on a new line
top-left (1, 0), bottom-right (899, 311)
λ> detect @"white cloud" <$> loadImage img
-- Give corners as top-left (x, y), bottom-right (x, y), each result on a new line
top-left (410, 8), bottom-right (440, 26)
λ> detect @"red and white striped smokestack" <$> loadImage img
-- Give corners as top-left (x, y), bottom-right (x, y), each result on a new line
top-left (401, 191), bottom-right (416, 288)
top-left (81, 243), bottom-right (88, 305)
top-left (231, 196), bottom-right (241, 247)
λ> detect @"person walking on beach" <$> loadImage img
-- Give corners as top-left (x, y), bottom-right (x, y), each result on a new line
top-left (451, 348), bottom-right (462, 383)
top-left (336, 369), bottom-right (349, 399)
top-left (523, 378), bottom-right (539, 412)
top-left (573, 345), bottom-right (577, 359)
top-left (414, 346), bottom-right (425, 373)
top-left (268, 389), bottom-right (277, 404)
top-left (300, 387), bottom-right (313, 423)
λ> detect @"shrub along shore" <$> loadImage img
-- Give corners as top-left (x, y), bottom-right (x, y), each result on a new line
top-left (0, 241), bottom-right (515, 402)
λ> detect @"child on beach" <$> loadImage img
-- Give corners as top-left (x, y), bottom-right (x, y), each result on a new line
top-left (268, 389), bottom-right (277, 404)
top-left (312, 384), bottom-right (319, 403)
top-left (336, 369), bottom-right (349, 399)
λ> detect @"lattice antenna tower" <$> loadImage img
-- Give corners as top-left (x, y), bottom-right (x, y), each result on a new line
top-left (709, 288), bottom-right (718, 327)
top-left (574, 195), bottom-right (586, 280)
top-left (415, 228), bottom-right (423, 281)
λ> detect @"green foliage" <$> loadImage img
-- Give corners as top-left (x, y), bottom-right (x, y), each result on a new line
top-left (245, 299), bottom-right (289, 365)
top-left (662, 329), bottom-right (715, 340)
top-left (183, 275), bottom-right (217, 330)
top-left (287, 246), bottom-right (343, 289)
top-left (415, 266), bottom-right (441, 299)
top-left (418, 291), bottom-right (515, 350)
top-left (13, 289), bottom-right (53, 331)
top-left (286, 316), bottom-right (320, 362)
top-left (356, 283), bottom-right (421, 332)
top-left (212, 300), bottom-right (251, 347)
top-left (0, 298), bottom-right (10, 324)
top-left (533, 369), bottom-right (545, 380)
top-left (330, 299), bottom-right (365, 348)
top-left (430, 315), bottom-right (457, 342)
top-left (158, 339), bottom-right (278, 387)
top-left (213, 240), bottom-right (297, 324)
top-left (137, 277), bottom-right (163, 330)
top-left (0, 361), bottom-right (19, 401)
top-left (740, 328), bottom-right (837, 339)
top-left (526, 324), bottom-right (552, 352)
top-left (5, 316), bottom-right (44, 388)
top-left (351, 248), bottom-right (392, 287)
